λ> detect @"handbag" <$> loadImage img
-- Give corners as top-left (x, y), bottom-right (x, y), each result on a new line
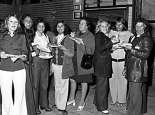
top-left (80, 45), bottom-right (93, 69)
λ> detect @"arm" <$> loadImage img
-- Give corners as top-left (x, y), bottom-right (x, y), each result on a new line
top-left (130, 37), bottom-right (153, 59)
top-left (61, 36), bottom-right (74, 57)
top-left (20, 35), bottom-right (28, 61)
top-left (95, 33), bottom-right (112, 53)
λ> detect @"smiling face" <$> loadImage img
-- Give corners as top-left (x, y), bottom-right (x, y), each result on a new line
top-left (23, 16), bottom-right (33, 29)
top-left (116, 22), bottom-right (124, 31)
top-left (57, 22), bottom-right (65, 34)
top-left (99, 21), bottom-right (110, 34)
top-left (7, 16), bottom-right (19, 32)
top-left (136, 22), bottom-right (146, 35)
top-left (37, 22), bottom-right (45, 34)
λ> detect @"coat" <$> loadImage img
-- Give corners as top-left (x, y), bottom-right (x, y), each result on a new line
top-left (93, 32), bottom-right (113, 77)
top-left (73, 30), bottom-right (95, 76)
top-left (125, 33), bottom-right (153, 82)
top-left (62, 35), bottom-right (75, 79)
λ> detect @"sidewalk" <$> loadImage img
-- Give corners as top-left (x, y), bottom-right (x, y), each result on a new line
top-left (40, 85), bottom-right (155, 115)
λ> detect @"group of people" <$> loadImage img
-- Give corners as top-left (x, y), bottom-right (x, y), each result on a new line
top-left (0, 13), bottom-right (153, 115)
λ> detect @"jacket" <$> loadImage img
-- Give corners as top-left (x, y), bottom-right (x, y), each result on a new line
top-left (125, 33), bottom-right (153, 82)
top-left (93, 31), bottom-right (113, 77)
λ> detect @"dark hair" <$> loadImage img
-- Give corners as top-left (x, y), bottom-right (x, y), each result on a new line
top-left (116, 17), bottom-right (128, 31)
top-left (53, 20), bottom-right (72, 36)
top-left (21, 14), bottom-right (33, 26)
top-left (79, 17), bottom-right (91, 31)
top-left (34, 17), bottom-right (48, 33)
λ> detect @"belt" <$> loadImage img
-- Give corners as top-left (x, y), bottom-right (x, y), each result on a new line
top-left (112, 58), bottom-right (125, 62)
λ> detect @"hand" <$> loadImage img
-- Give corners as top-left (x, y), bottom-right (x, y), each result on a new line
top-left (35, 49), bottom-right (40, 56)
top-left (47, 43), bottom-right (53, 51)
top-left (32, 45), bottom-right (38, 51)
top-left (122, 67), bottom-right (126, 76)
top-left (111, 35), bottom-right (120, 44)
top-left (124, 45), bottom-right (132, 50)
top-left (70, 32), bottom-right (76, 38)
top-left (58, 45), bottom-right (67, 51)
top-left (74, 38), bottom-right (84, 45)
top-left (0, 52), bottom-right (8, 58)
top-left (19, 55), bottom-right (27, 61)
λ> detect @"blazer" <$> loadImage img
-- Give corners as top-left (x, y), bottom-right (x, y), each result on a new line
top-left (93, 31), bottom-right (113, 77)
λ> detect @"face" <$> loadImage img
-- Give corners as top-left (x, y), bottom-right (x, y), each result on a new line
top-left (116, 22), bottom-right (124, 31)
top-left (57, 22), bottom-right (65, 34)
top-left (136, 22), bottom-right (145, 34)
top-left (37, 22), bottom-right (45, 34)
top-left (7, 16), bottom-right (19, 32)
top-left (23, 16), bottom-right (33, 29)
top-left (79, 19), bottom-right (88, 33)
top-left (99, 21), bottom-right (110, 34)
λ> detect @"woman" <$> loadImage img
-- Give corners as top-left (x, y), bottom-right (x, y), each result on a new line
top-left (52, 21), bottom-right (74, 115)
top-left (32, 18), bottom-right (52, 114)
top-left (68, 18), bottom-right (95, 111)
top-left (0, 15), bottom-right (28, 115)
top-left (93, 19), bottom-right (118, 114)
top-left (124, 18), bottom-right (152, 115)
top-left (109, 17), bottom-right (133, 106)
top-left (21, 14), bottom-right (36, 115)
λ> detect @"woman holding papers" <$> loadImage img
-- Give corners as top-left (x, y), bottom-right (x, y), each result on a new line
top-left (52, 20), bottom-right (74, 115)
top-left (68, 18), bottom-right (95, 111)
top-left (0, 15), bottom-right (28, 115)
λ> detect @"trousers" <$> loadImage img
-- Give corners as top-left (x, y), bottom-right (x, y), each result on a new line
top-left (94, 77), bottom-right (109, 111)
top-left (109, 61), bottom-right (127, 103)
top-left (32, 57), bottom-right (50, 110)
top-left (0, 69), bottom-right (27, 115)
top-left (52, 64), bottom-right (69, 110)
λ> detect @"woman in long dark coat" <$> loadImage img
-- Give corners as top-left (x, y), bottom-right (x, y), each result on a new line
top-left (124, 18), bottom-right (153, 115)
top-left (93, 19), bottom-right (118, 114)
top-left (21, 14), bottom-right (36, 115)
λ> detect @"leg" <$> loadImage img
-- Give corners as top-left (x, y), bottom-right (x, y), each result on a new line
top-left (53, 64), bottom-right (69, 110)
top-left (12, 69), bottom-right (27, 115)
top-left (32, 58), bottom-right (41, 112)
top-left (39, 60), bottom-right (50, 108)
top-left (142, 83), bottom-right (147, 113)
top-left (79, 83), bottom-right (88, 106)
top-left (94, 77), bottom-right (109, 111)
top-left (109, 62), bottom-right (119, 104)
top-left (0, 70), bottom-right (13, 115)
top-left (117, 62), bottom-right (127, 104)
top-left (68, 79), bottom-right (77, 101)
top-left (127, 82), bottom-right (142, 115)
top-left (118, 77), bottom-right (127, 103)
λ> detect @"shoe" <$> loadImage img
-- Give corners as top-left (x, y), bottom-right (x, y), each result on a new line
top-left (77, 103), bottom-right (85, 111)
top-left (102, 110), bottom-right (109, 114)
top-left (36, 109), bottom-right (41, 114)
top-left (58, 109), bottom-right (68, 115)
top-left (40, 106), bottom-right (53, 112)
top-left (67, 100), bottom-right (75, 106)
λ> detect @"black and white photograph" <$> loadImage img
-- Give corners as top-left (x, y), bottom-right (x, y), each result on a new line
top-left (0, 0), bottom-right (155, 115)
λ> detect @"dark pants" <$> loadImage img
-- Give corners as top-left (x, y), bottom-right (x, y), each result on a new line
top-left (127, 82), bottom-right (142, 115)
top-left (25, 64), bottom-right (36, 115)
top-left (94, 76), bottom-right (109, 111)
top-left (32, 57), bottom-right (50, 110)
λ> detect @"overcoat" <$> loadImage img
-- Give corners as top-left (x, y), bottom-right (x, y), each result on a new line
top-left (93, 31), bottom-right (113, 77)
